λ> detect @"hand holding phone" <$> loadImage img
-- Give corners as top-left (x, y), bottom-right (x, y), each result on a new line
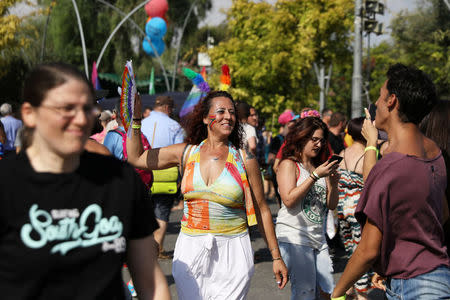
top-left (368, 103), bottom-right (377, 121)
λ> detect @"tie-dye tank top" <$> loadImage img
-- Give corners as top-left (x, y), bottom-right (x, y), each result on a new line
top-left (180, 141), bottom-right (250, 236)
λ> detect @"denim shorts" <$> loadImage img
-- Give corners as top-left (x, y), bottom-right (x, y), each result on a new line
top-left (386, 266), bottom-right (450, 300)
top-left (279, 242), bottom-right (335, 300)
top-left (152, 194), bottom-right (176, 222)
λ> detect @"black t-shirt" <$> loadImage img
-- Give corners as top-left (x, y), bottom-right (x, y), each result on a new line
top-left (0, 151), bottom-right (158, 300)
top-left (328, 132), bottom-right (345, 154)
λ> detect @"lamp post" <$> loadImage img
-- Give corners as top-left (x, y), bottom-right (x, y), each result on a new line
top-left (352, 0), bottom-right (384, 117)
top-left (363, 0), bottom-right (384, 104)
top-left (351, 0), bottom-right (363, 118)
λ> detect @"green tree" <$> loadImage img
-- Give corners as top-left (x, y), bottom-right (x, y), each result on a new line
top-left (209, 0), bottom-right (354, 118)
top-left (390, 0), bottom-right (449, 97)
top-left (368, 0), bottom-right (449, 99)
top-left (0, 0), bottom-right (37, 78)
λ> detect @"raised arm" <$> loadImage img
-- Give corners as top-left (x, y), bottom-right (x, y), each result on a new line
top-left (331, 219), bottom-right (382, 298)
top-left (126, 94), bottom-right (185, 171)
top-left (362, 108), bottom-right (379, 181)
top-left (244, 150), bottom-right (288, 289)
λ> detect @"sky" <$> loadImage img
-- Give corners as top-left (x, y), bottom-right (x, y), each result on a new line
top-left (11, 0), bottom-right (419, 46)
top-left (199, 0), bottom-right (419, 45)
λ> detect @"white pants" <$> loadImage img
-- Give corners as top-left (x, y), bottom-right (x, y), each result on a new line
top-left (172, 232), bottom-right (255, 300)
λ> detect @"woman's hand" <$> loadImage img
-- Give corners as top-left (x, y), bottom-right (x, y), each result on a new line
top-left (273, 259), bottom-right (288, 289)
top-left (371, 273), bottom-right (387, 291)
top-left (329, 169), bottom-right (341, 187)
top-left (314, 159), bottom-right (339, 179)
top-left (362, 108), bottom-right (378, 146)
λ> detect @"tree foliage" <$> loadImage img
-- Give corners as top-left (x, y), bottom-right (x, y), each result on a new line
top-left (209, 0), bottom-right (354, 117)
top-left (0, 0), bottom-right (37, 78)
top-left (368, 0), bottom-right (449, 99)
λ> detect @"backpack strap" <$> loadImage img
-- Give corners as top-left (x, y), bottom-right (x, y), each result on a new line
top-left (112, 129), bottom-right (127, 161)
top-left (111, 128), bottom-right (151, 161)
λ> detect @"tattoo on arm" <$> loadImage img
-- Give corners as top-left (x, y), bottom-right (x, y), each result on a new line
top-left (245, 148), bottom-right (256, 160)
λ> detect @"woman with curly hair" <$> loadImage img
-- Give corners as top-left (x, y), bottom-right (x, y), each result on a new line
top-left (127, 90), bottom-right (288, 299)
top-left (275, 117), bottom-right (340, 299)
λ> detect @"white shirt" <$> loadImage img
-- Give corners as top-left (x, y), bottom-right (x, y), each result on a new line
top-left (141, 111), bottom-right (184, 148)
top-left (241, 123), bottom-right (257, 151)
top-left (276, 162), bottom-right (328, 249)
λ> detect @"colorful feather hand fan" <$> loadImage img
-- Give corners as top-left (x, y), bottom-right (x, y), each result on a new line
top-left (219, 64), bottom-right (231, 91)
top-left (179, 67), bottom-right (210, 118)
top-left (119, 60), bottom-right (137, 135)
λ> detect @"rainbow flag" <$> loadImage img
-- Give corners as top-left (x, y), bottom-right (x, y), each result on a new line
top-left (180, 85), bottom-right (204, 118)
top-left (179, 67), bottom-right (210, 119)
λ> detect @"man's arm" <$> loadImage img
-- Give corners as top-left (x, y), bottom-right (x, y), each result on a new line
top-left (331, 219), bottom-right (382, 298)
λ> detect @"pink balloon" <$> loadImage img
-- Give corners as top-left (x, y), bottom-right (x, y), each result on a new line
top-left (145, 0), bottom-right (169, 18)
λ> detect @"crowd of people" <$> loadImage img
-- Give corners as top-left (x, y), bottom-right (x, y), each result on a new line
top-left (0, 61), bottom-right (448, 300)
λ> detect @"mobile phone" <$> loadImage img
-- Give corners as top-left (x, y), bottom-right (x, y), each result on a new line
top-left (367, 104), bottom-right (388, 140)
top-left (329, 154), bottom-right (343, 164)
top-left (368, 103), bottom-right (377, 121)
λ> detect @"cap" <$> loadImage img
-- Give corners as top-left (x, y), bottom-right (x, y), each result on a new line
top-left (278, 109), bottom-right (295, 125)
top-left (155, 95), bottom-right (174, 107)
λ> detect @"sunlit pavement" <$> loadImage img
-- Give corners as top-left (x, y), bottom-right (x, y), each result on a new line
top-left (124, 198), bottom-right (385, 299)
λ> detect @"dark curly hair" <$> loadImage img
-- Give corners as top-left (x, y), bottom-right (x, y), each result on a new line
top-left (386, 63), bottom-right (437, 124)
top-left (183, 90), bottom-right (243, 148)
top-left (281, 117), bottom-right (329, 167)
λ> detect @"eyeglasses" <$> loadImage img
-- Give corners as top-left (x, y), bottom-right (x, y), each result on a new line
top-left (311, 137), bottom-right (326, 144)
top-left (40, 104), bottom-right (98, 119)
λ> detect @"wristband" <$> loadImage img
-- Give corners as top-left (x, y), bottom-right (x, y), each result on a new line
top-left (132, 124), bottom-right (141, 129)
top-left (310, 174), bottom-right (318, 181)
top-left (364, 146), bottom-right (379, 159)
top-left (364, 146), bottom-right (377, 153)
top-left (331, 296), bottom-right (346, 300)
top-left (312, 171), bottom-right (320, 180)
top-left (272, 257), bottom-right (282, 261)
top-left (132, 118), bottom-right (142, 121)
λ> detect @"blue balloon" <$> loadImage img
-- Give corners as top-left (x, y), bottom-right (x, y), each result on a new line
top-left (142, 38), bottom-right (165, 57)
top-left (145, 17), bottom-right (167, 39)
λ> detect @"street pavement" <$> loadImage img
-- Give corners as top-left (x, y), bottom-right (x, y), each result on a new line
top-left (126, 198), bottom-right (385, 299)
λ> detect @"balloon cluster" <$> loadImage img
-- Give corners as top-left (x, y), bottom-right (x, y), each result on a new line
top-left (142, 0), bottom-right (169, 57)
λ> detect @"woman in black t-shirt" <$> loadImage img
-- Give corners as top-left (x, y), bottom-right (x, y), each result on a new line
top-left (0, 63), bottom-right (170, 300)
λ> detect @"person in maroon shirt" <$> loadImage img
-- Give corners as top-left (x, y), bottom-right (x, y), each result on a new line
top-left (332, 64), bottom-right (450, 300)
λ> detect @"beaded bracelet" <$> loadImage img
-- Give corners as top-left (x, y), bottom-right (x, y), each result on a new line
top-left (312, 171), bottom-right (320, 180)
